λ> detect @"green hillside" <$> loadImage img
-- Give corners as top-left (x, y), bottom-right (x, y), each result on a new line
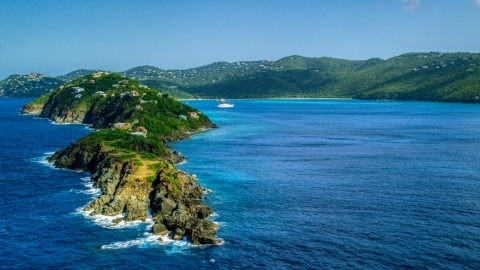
top-left (5, 52), bottom-right (480, 102)
top-left (23, 73), bottom-right (218, 244)
top-left (55, 69), bottom-right (103, 82)
top-left (346, 52), bottom-right (480, 102)
top-left (180, 52), bottom-right (480, 102)
top-left (37, 72), bottom-right (212, 139)
top-left (0, 73), bottom-right (64, 98)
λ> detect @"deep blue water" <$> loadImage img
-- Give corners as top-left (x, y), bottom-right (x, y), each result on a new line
top-left (1, 98), bottom-right (480, 269)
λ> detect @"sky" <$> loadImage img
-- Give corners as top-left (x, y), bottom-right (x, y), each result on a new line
top-left (1, 0), bottom-right (480, 80)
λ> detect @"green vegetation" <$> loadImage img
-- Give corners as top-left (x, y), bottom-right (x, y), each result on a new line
top-left (0, 73), bottom-right (64, 98)
top-left (148, 162), bottom-right (165, 172)
top-left (141, 79), bottom-right (194, 99)
top-left (118, 52), bottom-right (480, 103)
top-left (55, 69), bottom-right (103, 82)
top-left (9, 52), bottom-right (480, 102)
top-left (28, 73), bottom-right (214, 186)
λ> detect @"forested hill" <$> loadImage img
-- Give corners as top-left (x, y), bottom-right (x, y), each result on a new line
top-left (180, 52), bottom-right (480, 102)
top-left (3, 52), bottom-right (480, 102)
top-left (0, 73), bottom-right (64, 98)
top-left (119, 52), bottom-right (480, 103)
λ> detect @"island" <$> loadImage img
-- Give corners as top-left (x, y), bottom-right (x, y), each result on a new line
top-left (22, 72), bottom-right (219, 245)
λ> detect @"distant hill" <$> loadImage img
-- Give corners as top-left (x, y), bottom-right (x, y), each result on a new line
top-left (176, 52), bottom-right (480, 102)
top-left (3, 52), bottom-right (480, 102)
top-left (0, 73), bottom-right (64, 98)
top-left (55, 69), bottom-right (103, 82)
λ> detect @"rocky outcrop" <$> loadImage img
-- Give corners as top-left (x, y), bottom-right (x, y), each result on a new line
top-left (21, 103), bottom-right (44, 114)
top-left (149, 164), bottom-right (218, 244)
top-left (40, 104), bottom-right (87, 124)
top-left (48, 141), bottom-right (219, 244)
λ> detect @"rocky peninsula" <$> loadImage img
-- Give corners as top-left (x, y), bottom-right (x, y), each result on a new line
top-left (22, 72), bottom-right (219, 244)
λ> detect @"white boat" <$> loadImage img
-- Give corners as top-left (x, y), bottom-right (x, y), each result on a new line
top-left (216, 103), bottom-right (234, 108)
top-left (220, 98), bottom-right (226, 102)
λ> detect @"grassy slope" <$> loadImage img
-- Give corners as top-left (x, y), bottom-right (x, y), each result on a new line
top-left (27, 73), bottom-right (213, 186)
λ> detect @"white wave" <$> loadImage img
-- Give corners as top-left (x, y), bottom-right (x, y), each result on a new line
top-left (100, 217), bottom-right (176, 250)
top-left (174, 158), bottom-right (187, 165)
top-left (101, 233), bottom-right (168, 250)
top-left (50, 121), bottom-right (72, 125)
top-left (78, 182), bottom-right (101, 197)
top-left (75, 208), bottom-right (148, 230)
top-left (100, 225), bottom-right (225, 250)
top-left (28, 153), bottom-right (56, 169)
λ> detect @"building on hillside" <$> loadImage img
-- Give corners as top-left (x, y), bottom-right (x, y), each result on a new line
top-left (140, 100), bottom-right (157, 104)
top-left (179, 114), bottom-right (187, 120)
top-left (131, 130), bottom-right (147, 137)
top-left (130, 91), bottom-right (139, 97)
top-left (91, 91), bottom-right (105, 96)
top-left (136, 126), bottom-right (147, 134)
top-left (135, 105), bottom-right (143, 110)
top-left (75, 94), bottom-right (82, 99)
top-left (119, 80), bottom-right (129, 84)
top-left (113, 122), bottom-right (131, 129)
top-left (187, 112), bottom-right (199, 119)
top-left (71, 87), bottom-right (84, 93)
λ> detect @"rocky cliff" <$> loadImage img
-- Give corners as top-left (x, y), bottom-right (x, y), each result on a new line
top-left (21, 103), bottom-right (44, 114)
top-left (48, 139), bottom-right (218, 244)
top-left (24, 73), bottom-right (219, 245)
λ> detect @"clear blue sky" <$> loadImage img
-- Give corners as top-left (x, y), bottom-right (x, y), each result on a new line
top-left (1, 0), bottom-right (479, 80)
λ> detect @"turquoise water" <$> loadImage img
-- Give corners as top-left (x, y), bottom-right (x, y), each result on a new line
top-left (1, 99), bottom-right (480, 269)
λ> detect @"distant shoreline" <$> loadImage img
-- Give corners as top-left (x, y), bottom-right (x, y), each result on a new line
top-left (178, 97), bottom-right (353, 101)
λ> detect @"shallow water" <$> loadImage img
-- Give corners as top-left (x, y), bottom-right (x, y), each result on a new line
top-left (1, 98), bottom-right (480, 269)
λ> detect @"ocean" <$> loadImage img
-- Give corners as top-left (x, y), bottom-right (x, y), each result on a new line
top-left (1, 98), bottom-right (479, 269)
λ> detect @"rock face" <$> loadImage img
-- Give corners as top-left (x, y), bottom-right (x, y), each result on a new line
top-left (150, 164), bottom-right (218, 244)
top-left (40, 101), bottom-right (87, 124)
top-left (21, 103), bottom-right (44, 114)
top-left (48, 141), bottom-right (219, 245)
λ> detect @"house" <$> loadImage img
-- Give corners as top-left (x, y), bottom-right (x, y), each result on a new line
top-left (136, 126), bottom-right (147, 134)
top-left (92, 72), bottom-right (109, 78)
top-left (112, 84), bottom-right (119, 88)
top-left (119, 80), bottom-right (129, 84)
top-left (75, 94), bottom-right (82, 99)
top-left (88, 79), bottom-right (95, 83)
top-left (119, 92), bottom-right (127, 98)
top-left (140, 100), bottom-right (157, 104)
top-left (131, 131), bottom-right (147, 137)
top-left (187, 112), bottom-right (199, 119)
top-left (135, 105), bottom-right (143, 110)
top-left (71, 87), bottom-right (84, 93)
top-left (139, 85), bottom-right (147, 88)
top-left (113, 122), bottom-right (131, 129)
top-left (130, 91), bottom-right (139, 97)
top-left (91, 91), bottom-right (105, 96)
top-left (179, 115), bottom-right (187, 120)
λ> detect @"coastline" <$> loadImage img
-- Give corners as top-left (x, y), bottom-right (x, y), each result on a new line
top-left (20, 73), bottom-right (221, 244)
top-left (42, 122), bottom-right (219, 244)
